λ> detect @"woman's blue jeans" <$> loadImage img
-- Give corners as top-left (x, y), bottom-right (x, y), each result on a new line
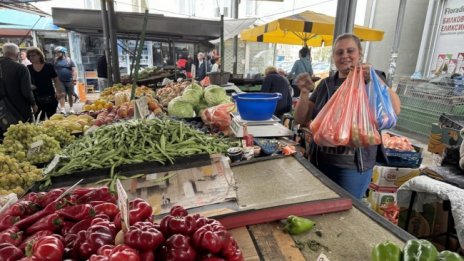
top-left (317, 163), bottom-right (373, 199)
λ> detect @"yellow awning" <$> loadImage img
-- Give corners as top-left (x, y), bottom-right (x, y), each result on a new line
top-left (240, 10), bottom-right (384, 46)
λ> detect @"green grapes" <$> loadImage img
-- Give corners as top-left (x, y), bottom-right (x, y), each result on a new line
top-left (27, 134), bottom-right (60, 164)
top-left (0, 154), bottom-right (42, 196)
top-left (43, 125), bottom-right (75, 147)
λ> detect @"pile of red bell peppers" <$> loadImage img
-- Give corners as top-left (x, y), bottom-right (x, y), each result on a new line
top-left (0, 187), bottom-right (244, 261)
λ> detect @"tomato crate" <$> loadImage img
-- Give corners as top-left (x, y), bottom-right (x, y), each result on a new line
top-left (384, 145), bottom-right (423, 168)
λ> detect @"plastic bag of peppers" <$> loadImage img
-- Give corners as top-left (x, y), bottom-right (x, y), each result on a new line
top-left (0, 187), bottom-right (244, 261)
top-left (371, 239), bottom-right (464, 261)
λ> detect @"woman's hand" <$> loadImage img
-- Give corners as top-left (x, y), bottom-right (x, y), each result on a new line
top-left (295, 73), bottom-right (315, 94)
top-left (350, 63), bottom-right (371, 82)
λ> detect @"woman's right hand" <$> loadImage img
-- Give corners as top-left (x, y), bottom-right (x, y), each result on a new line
top-left (295, 73), bottom-right (315, 94)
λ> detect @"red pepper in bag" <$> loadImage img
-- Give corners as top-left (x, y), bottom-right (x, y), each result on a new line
top-left (170, 205), bottom-right (188, 217)
top-left (124, 221), bottom-right (165, 251)
top-left (0, 243), bottom-right (24, 261)
top-left (192, 224), bottom-right (229, 254)
top-left (160, 234), bottom-right (196, 261)
top-left (26, 213), bottom-right (63, 235)
top-left (57, 204), bottom-right (95, 221)
top-left (19, 230), bottom-right (53, 251)
top-left (94, 203), bottom-right (119, 220)
top-left (0, 227), bottom-right (23, 246)
top-left (0, 214), bottom-right (19, 231)
top-left (30, 235), bottom-right (64, 261)
top-left (160, 214), bottom-right (196, 237)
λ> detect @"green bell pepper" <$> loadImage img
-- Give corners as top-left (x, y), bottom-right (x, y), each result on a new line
top-left (403, 239), bottom-right (438, 261)
top-left (371, 241), bottom-right (402, 261)
top-left (284, 215), bottom-right (315, 235)
top-left (438, 250), bottom-right (464, 261)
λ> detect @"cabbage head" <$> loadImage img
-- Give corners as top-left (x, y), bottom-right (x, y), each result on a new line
top-left (182, 89), bottom-right (202, 106)
top-left (168, 97), bottom-right (196, 118)
top-left (185, 83), bottom-right (203, 93)
top-left (204, 85), bottom-right (228, 106)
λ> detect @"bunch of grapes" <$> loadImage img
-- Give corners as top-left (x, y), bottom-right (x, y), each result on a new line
top-left (0, 154), bottom-right (42, 196)
top-left (43, 125), bottom-right (75, 147)
top-left (27, 134), bottom-right (60, 164)
top-left (3, 122), bottom-right (44, 146)
top-left (1, 140), bottom-right (26, 161)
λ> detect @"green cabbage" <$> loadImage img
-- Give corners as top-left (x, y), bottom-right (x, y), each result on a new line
top-left (195, 98), bottom-right (209, 115)
top-left (168, 97), bottom-right (196, 118)
top-left (204, 85), bottom-right (228, 106)
top-left (182, 89), bottom-right (202, 106)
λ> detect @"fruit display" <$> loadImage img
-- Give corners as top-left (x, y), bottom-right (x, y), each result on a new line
top-left (51, 118), bottom-right (237, 176)
top-left (156, 81), bottom-right (190, 107)
top-left (0, 154), bottom-right (42, 196)
top-left (42, 114), bottom-right (94, 135)
top-left (0, 189), bottom-right (244, 261)
top-left (99, 84), bottom-right (154, 103)
top-left (382, 133), bottom-right (415, 151)
top-left (82, 99), bottom-right (113, 112)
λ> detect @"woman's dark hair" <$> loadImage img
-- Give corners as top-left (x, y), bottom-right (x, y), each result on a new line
top-left (333, 33), bottom-right (362, 53)
top-left (26, 47), bottom-right (45, 63)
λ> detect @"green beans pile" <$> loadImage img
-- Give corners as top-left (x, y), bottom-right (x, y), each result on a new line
top-left (52, 118), bottom-right (237, 176)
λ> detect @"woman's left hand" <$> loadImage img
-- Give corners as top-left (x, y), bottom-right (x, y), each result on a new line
top-left (350, 63), bottom-right (371, 82)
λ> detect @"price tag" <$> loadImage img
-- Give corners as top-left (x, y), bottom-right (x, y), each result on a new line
top-left (116, 179), bottom-right (129, 231)
top-left (54, 179), bottom-right (84, 203)
top-left (84, 125), bottom-right (98, 135)
top-left (316, 253), bottom-right (330, 261)
top-left (134, 96), bottom-right (149, 119)
top-left (27, 140), bottom-right (44, 159)
top-left (43, 154), bottom-right (61, 175)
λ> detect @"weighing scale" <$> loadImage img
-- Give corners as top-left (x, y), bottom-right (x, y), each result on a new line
top-left (230, 113), bottom-right (294, 138)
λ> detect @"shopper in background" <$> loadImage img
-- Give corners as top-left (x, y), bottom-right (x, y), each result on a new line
top-left (0, 43), bottom-right (37, 139)
top-left (27, 47), bottom-right (62, 120)
top-left (211, 57), bottom-right (221, 72)
top-left (261, 66), bottom-right (292, 119)
top-left (289, 47), bottom-right (314, 97)
top-left (195, 52), bottom-right (211, 81)
top-left (20, 50), bottom-right (31, 66)
top-left (176, 53), bottom-right (188, 70)
top-left (293, 33), bottom-right (401, 199)
top-left (54, 46), bottom-right (78, 114)
top-left (277, 67), bottom-right (294, 97)
top-left (97, 54), bottom-right (108, 91)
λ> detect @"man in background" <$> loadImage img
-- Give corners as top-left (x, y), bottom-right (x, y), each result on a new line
top-left (20, 50), bottom-right (31, 66)
top-left (195, 52), bottom-right (211, 81)
top-left (54, 46), bottom-right (78, 114)
top-left (0, 43), bottom-right (37, 139)
top-left (97, 54), bottom-right (108, 91)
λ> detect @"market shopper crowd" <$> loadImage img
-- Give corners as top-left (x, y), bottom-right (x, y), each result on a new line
top-left (294, 33), bottom-right (401, 199)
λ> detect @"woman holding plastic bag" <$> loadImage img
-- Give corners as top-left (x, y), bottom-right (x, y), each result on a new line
top-left (293, 34), bottom-right (401, 199)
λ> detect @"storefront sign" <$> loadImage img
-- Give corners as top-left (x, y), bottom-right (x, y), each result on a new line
top-left (429, 0), bottom-right (464, 76)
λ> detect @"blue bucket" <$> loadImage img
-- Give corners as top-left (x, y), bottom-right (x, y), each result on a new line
top-left (232, 92), bottom-right (282, 121)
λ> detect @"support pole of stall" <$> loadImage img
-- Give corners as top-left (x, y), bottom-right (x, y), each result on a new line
top-left (232, 0), bottom-right (239, 74)
top-left (386, 0), bottom-right (407, 86)
top-left (221, 14), bottom-right (225, 73)
top-left (107, 0), bottom-right (120, 84)
top-left (129, 39), bottom-right (139, 80)
top-left (131, 9), bottom-right (149, 100)
top-left (100, 0), bottom-right (113, 87)
top-left (331, 0), bottom-right (357, 75)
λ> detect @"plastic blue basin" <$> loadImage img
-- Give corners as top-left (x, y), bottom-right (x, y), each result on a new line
top-left (232, 92), bottom-right (282, 121)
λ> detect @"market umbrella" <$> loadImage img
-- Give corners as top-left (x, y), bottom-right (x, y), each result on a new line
top-left (240, 10), bottom-right (384, 46)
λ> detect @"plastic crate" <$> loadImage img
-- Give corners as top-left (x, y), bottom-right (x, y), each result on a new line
top-left (438, 113), bottom-right (464, 130)
top-left (384, 145), bottom-right (423, 168)
top-left (208, 72), bottom-right (231, 85)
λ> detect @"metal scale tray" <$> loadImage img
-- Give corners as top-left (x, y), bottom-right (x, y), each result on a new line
top-left (229, 113), bottom-right (294, 138)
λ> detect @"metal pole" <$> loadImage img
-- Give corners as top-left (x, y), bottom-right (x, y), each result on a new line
top-left (232, 0), bottom-right (239, 74)
top-left (386, 0), bottom-right (407, 86)
top-left (221, 14), bottom-right (225, 73)
top-left (100, 0), bottom-right (113, 86)
top-left (346, 0), bottom-right (357, 33)
top-left (332, 0), bottom-right (350, 44)
top-left (107, 0), bottom-right (120, 84)
top-left (131, 9), bottom-right (149, 100)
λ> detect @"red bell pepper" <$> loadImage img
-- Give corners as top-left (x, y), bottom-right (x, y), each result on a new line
top-left (22, 192), bottom-right (37, 202)
top-left (19, 230), bottom-right (53, 250)
top-left (76, 223), bottom-right (116, 259)
top-left (72, 187), bottom-right (94, 198)
top-left (89, 254), bottom-right (109, 261)
top-left (139, 250), bottom-right (155, 261)
top-left (57, 204), bottom-right (95, 221)
top-left (0, 243), bottom-right (24, 261)
top-left (170, 205), bottom-right (188, 217)
top-left (200, 256), bottom-right (226, 261)
top-left (88, 201), bottom-right (109, 206)
top-left (192, 224), bottom-right (229, 254)
top-left (97, 245), bottom-right (115, 256)
top-left (107, 245), bottom-right (140, 261)
top-left (68, 218), bottom-right (93, 235)
top-left (61, 220), bottom-right (75, 235)
top-left (160, 214), bottom-right (196, 237)
top-left (30, 235), bottom-right (64, 261)
top-left (26, 213), bottom-right (63, 235)
top-left (94, 203), bottom-right (119, 220)
top-left (14, 199), bottom-right (69, 230)
top-left (124, 221), bottom-right (165, 251)
top-left (77, 187), bottom-right (117, 204)
top-left (160, 234), bottom-right (196, 261)
top-left (114, 199), bottom-right (152, 230)
top-left (34, 188), bottom-right (66, 208)
top-left (0, 214), bottom-right (19, 231)
top-left (0, 227), bottom-right (23, 246)
top-left (0, 201), bottom-right (39, 220)
top-left (221, 236), bottom-right (244, 261)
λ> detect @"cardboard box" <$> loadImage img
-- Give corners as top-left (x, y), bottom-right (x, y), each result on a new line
top-left (368, 189), bottom-right (397, 214)
top-left (371, 166), bottom-right (420, 189)
top-left (428, 123), bottom-right (462, 154)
